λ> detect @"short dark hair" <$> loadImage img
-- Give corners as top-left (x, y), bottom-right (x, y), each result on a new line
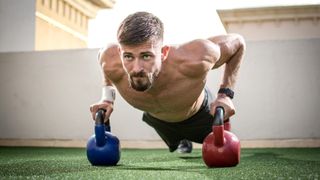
top-left (117, 12), bottom-right (164, 45)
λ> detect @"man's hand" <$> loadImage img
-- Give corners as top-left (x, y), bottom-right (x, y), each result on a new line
top-left (89, 101), bottom-right (114, 122)
top-left (210, 94), bottom-right (235, 120)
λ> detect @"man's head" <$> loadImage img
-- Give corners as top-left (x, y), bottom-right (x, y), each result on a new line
top-left (117, 11), bottom-right (164, 45)
top-left (117, 12), bottom-right (169, 92)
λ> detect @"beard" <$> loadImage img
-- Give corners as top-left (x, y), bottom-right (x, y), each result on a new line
top-left (128, 70), bottom-right (157, 92)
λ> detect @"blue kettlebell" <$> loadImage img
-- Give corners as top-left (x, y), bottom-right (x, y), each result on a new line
top-left (86, 109), bottom-right (121, 166)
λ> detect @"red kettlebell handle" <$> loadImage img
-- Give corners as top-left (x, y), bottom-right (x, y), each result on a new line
top-left (213, 107), bottom-right (231, 131)
top-left (213, 107), bottom-right (225, 146)
top-left (213, 107), bottom-right (224, 126)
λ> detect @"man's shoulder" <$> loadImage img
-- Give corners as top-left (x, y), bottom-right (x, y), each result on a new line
top-left (99, 43), bottom-right (120, 61)
top-left (175, 39), bottom-right (219, 61)
top-left (168, 39), bottom-right (218, 78)
top-left (179, 39), bottom-right (214, 51)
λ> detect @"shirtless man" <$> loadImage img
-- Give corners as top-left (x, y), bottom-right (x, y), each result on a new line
top-left (90, 12), bottom-right (245, 153)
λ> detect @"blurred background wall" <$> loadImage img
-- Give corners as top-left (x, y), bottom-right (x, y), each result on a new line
top-left (0, 38), bottom-right (319, 147)
top-left (0, 0), bottom-right (319, 148)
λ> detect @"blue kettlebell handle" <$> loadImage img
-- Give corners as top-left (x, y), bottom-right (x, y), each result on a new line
top-left (95, 109), bottom-right (106, 125)
top-left (95, 109), bottom-right (110, 147)
top-left (95, 109), bottom-right (110, 132)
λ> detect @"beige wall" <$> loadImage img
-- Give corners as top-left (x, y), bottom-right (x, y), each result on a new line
top-left (35, 0), bottom-right (92, 50)
top-left (35, 17), bottom-right (87, 50)
top-left (34, 0), bottom-right (114, 51)
top-left (218, 5), bottom-right (320, 41)
top-left (225, 19), bottom-right (320, 41)
top-left (0, 38), bottom-right (320, 143)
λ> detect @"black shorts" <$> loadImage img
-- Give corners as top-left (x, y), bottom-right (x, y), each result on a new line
top-left (142, 87), bottom-right (214, 152)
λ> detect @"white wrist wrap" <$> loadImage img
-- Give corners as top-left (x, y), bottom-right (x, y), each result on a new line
top-left (101, 86), bottom-right (116, 102)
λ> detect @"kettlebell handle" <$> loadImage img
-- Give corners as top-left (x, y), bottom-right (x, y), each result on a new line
top-left (95, 108), bottom-right (111, 132)
top-left (212, 107), bottom-right (225, 146)
top-left (95, 109), bottom-right (106, 125)
top-left (213, 107), bottom-right (224, 126)
top-left (94, 109), bottom-right (107, 147)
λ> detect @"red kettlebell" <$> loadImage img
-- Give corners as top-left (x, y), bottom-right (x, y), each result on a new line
top-left (202, 107), bottom-right (240, 167)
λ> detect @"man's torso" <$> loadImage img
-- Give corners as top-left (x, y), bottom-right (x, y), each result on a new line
top-left (100, 40), bottom-right (214, 122)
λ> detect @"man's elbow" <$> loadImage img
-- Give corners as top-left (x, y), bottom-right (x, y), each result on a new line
top-left (233, 34), bottom-right (246, 52)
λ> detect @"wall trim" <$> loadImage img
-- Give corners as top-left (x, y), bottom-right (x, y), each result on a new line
top-left (36, 11), bottom-right (88, 41)
top-left (217, 5), bottom-right (320, 23)
top-left (0, 139), bottom-right (319, 148)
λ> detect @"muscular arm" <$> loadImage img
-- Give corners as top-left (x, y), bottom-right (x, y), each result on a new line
top-left (90, 44), bottom-right (122, 121)
top-left (98, 48), bottom-right (113, 86)
top-left (208, 34), bottom-right (246, 89)
top-left (204, 34), bottom-right (245, 119)
top-left (98, 44), bottom-right (124, 86)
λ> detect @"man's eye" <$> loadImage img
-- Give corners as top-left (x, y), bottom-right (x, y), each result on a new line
top-left (123, 55), bottom-right (133, 60)
top-left (142, 54), bottom-right (151, 60)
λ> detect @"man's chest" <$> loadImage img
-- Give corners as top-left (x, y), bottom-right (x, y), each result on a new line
top-left (115, 77), bottom-right (206, 114)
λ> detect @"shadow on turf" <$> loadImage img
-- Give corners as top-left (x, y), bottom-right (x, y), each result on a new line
top-left (115, 165), bottom-right (205, 171)
top-left (178, 156), bottom-right (202, 160)
top-left (113, 156), bottom-right (205, 171)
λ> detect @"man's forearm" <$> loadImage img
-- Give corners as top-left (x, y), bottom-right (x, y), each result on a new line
top-left (220, 42), bottom-right (245, 90)
top-left (99, 52), bottom-right (116, 102)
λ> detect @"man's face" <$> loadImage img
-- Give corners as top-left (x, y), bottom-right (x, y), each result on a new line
top-left (119, 40), bottom-right (164, 92)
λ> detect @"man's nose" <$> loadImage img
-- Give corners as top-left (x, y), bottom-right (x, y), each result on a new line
top-left (132, 60), bottom-right (143, 72)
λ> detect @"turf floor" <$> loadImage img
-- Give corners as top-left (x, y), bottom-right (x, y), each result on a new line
top-left (0, 147), bottom-right (319, 179)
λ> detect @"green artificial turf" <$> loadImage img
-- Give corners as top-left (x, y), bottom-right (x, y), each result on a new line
top-left (0, 147), bottom-right (319, 179)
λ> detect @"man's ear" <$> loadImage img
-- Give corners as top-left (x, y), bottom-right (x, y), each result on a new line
top-left (161, 45), bottom-right (170, 61)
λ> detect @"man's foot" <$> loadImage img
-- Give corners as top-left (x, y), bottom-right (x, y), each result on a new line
top-left (177, 139), bottom-right (192, 153)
